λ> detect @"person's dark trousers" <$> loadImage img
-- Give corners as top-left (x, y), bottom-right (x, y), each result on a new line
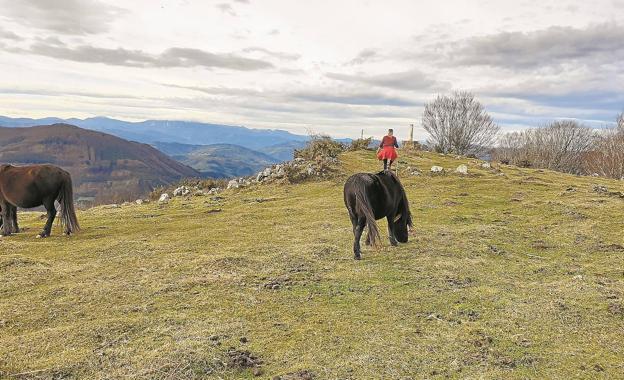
top-left (383, 159), bottom-right (388, 170)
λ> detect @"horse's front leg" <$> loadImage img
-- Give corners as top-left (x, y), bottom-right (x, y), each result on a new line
top-left (387, 216), bottom-right (398, 246)
top-left (0, 202), bottom-right (12, 237)
top-left (352, 217), bottom-right (366, 260)
top-left (38, 198), bottom-right (57, 238)
top-left (7, 205), bottom-right (19, 233)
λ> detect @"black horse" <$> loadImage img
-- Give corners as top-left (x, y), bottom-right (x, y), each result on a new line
top-left (0, 164), bottom-right (79, 238)
top-left (343, 170), bottom-right (412, 259)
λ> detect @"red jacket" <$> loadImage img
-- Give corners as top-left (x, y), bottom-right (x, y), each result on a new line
top-left (379, 135), bottom-right (398, 148)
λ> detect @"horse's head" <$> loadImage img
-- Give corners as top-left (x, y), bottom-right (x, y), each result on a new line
top-left (393, 210), bottom-right (412, 243)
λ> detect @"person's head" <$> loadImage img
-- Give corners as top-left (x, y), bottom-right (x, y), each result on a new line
top-left (388, 128), bottom-right (394, 136)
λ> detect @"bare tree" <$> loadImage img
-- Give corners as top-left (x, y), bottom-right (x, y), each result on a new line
top-left (584, 114), bottom-right (624, 179)
top-left (493, 120), bottom-right (595, 174)
top-left (422, 91), bottom-right (499, 156)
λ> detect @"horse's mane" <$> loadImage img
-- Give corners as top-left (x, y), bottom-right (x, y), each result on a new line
top-left (377, 170), bottom-right (412, 227)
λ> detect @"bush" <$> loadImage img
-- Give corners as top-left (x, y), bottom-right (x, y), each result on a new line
top-left (294, 134), bottom-right (345, 160)
top-left (584, 127), bottom-right (624, 179)
top-left (348, 137), bottom-right (373, 151)
top-left (493, 120), bottom-right (595, 174)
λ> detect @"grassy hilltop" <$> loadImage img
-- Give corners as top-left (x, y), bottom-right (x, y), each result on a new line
top-left (1, 150), bottom-right (623, 379)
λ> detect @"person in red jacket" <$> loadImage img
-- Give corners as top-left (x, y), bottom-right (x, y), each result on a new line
top-left (377, 128), bottom-right (399, 171)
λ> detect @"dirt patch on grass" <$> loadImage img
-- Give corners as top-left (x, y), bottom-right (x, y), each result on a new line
top-left (226, 348), bottom-right (263, 376)
top-left (273, 370), bottom-right (316, 380)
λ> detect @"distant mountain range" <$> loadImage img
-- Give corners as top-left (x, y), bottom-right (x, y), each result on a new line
top-left (152, 142), bottom-right (280, 178)
top-left (0, 124), bottom-right (199, 204)
top-left (0, 116), bottom-right (309, 150)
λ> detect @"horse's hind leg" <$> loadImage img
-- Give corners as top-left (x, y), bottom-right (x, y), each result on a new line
top-left (352, 217), bottom-right (366, 260)
top-left (38, 197), bottom-right (57, 238)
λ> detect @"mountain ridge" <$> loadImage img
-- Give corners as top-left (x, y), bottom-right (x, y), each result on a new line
top-left (0, 123), bottom-right (200, 204)
top-left (0, 115), bottom-right (309, 150)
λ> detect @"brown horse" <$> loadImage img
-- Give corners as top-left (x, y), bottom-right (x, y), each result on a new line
top-left (0, 164), bottom-right (80, 238)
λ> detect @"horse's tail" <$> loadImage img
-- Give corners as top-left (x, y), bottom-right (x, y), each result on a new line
top-left (58, 173), bottom-right (80, 234)
top-left (355, 184), bottom-right (381, 247)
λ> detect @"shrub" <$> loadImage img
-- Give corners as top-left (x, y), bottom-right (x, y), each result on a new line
top-left (493, 120), bottom-right (595, 174)
top-left (294, 134), bottom-right (345, 160)
top-left (348, 137), bottom-right (373, 151)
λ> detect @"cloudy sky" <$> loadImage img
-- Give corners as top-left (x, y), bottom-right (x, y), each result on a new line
top-left (1, 0), bottom-right (623, 139)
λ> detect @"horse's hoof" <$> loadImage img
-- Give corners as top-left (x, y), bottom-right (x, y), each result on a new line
top-left (354, 254), bottom-right (361, 260)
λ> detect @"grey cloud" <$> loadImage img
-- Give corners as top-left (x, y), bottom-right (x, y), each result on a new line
top-left (242, 47), bottom-right (301, 60)
top-left (216, 3), bottom-right (237, 16)
top-left (165, 84), bottom-right (263, 97)
top-left (327, 69), bottom-right (440, 91)
top-left (23, 41), bottom-right (274, 71)
top-left (0, 87), bottom-right (143, 100)
top-left (0, 0), bottom-right (125, 35)
top-left (292, 91), bottom-right (418, 107)
top-left (166, 83), bottom-right (418, 107)
top-left (0, 27), bottom-right (21, 41)
top-left (348, 49), bottom-right (378, 65)
top-left (427, 23), bottom-right (624, 69)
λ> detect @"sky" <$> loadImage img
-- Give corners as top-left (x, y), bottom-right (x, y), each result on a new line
top-left (0, 0), bottom-right (623, 140)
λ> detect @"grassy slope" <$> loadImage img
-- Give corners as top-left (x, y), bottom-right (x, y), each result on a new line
top-left (1, 150), bottom-right (623, 379)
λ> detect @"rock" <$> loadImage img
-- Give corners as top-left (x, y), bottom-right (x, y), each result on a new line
top-left (227, 179), bottom-right (240, 189)
top-left (481, 162), bottom-right (491, 169)
top-left (306, 165), bottom-right (315, 175)
top-left (430, 166), bottom-right (444, 173)
top-left (122, 201), bottom-right (132, 206)
top-left (274, 164), bottom-right (285, 178)
top-left (406, 166), bottom-right (421, 176)
top-left (158, 193), bottom-right (170, 204)
top-left (173, 186), bottom-right (190, 197)
top-left (593, 185), bottom-right (609, 194)
top-left (135, 199), bottom-right (144, 205)
top-left (208, 188), bottom-right (220, 194)
top-left (455, 165), bottom-right (468, 175)
top-left (194, 190), bottom-right (205, 196)
top-left (102, 204), bottom-right (120, 209)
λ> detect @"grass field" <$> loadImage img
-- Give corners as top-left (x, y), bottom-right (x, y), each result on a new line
top-left (1, 150), bottom-right (623, 379)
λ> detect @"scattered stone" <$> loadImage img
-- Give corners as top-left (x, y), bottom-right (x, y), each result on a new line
top-left (481, 162), bottom-right (491, 169)
top-left (406, 166), bottom-right (421, 176)
top-left (455, 164), bottom-right (468, 175)
top-left (173, 186), bottom-right (191, 197)
top-left (430, 166), bottom-right (444, 173)
top-left (122, 201), bottom-right (132, 206)
top-left (135, 199), bottom-right (144, 205)
top-left (239, 336), bottom-right (248, 343)
top-left (227, 179), bottom-right (240, 189)
top-left (158, 193), bottom-right (170, 204)
top-left (102, 204), bottom-right (120, 209)
top-left (593, 185), bottom-right (609, 194)
top-left (194, 190), bottom-right (205, 196)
